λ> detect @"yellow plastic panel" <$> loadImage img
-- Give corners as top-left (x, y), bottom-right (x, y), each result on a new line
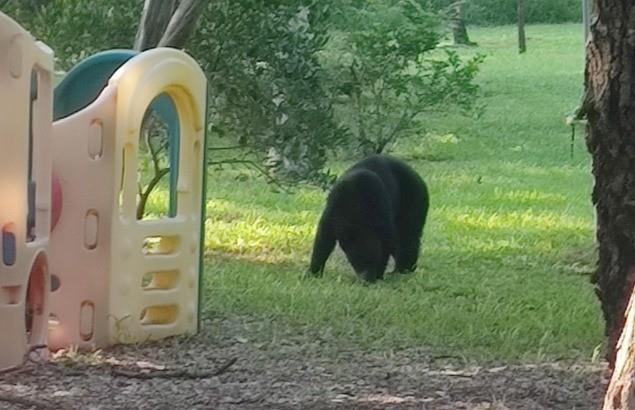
top-left (107, 48), bottom-right (206, 345)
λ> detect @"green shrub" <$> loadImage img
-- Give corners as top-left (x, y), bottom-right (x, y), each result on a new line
top-left (189, 1), bottom-right (346, 187)
top-left (329, 1), bottom-right (484, 155)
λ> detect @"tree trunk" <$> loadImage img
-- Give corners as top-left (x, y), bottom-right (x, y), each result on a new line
top-left (603, 276), bottom-right (635, 409)
top-left (585, 0), bottom-right (635, 370)
top-left (517, 0), bottom-right (526, 53)
top-left (134, 0), bottom-right (204, 51)
top-left (158, 0), bottom-right (205, 48)
top-left (134, 0), bottom-right (177, 51)
top-left (449, 1), bottom-right (475, 46)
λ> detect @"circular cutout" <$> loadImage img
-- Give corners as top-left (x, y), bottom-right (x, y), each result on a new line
top-left (50, 274), bottom-right (60, 292)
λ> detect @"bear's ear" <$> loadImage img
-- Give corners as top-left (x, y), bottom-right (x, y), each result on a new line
top-left (309, 213), bottom-right (336, 276)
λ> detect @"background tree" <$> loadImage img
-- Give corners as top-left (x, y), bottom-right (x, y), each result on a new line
top-left (517, 0), bottom-right (526, 53)
top-left (448, 1), bottom-right (474, 46)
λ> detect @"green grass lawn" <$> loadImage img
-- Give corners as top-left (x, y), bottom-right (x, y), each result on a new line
top-left (196, 23), bottom-right (603, 362)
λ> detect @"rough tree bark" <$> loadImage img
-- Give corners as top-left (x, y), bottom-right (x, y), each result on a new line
top-left (584, 0), bottom-right (635, 391)
top-left (449, 1), bottom-right (475, 46)
top-left (134, 0), bottom-right (205, 51)
top-left (517, 0), bottom-right (526, 53)
top-left (603, 281), bottom-right (635, 409)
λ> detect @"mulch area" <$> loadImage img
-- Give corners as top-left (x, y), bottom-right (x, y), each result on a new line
top-left (0, 316), bottom-right (607, 409)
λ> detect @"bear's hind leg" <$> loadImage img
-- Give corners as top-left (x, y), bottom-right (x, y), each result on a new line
top-left (393, 212), bottom-right (424, 273)
top-left (394, 237), bottom-right (420, 273)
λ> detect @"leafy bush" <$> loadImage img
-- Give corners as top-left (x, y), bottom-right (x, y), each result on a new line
top-left (189, 1), bottom-right (346, 187)
top-left (329, 1), bottom-right (484, 155)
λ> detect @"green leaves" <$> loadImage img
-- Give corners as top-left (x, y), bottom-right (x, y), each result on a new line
top-left (6, 1), bottom-right (343, 188)
top-left (189, 1), bottom-right (344, 188)
top-left (333, 1), bottom-right (484, 155)
top-left (6, 0), bottom-right (141, 70)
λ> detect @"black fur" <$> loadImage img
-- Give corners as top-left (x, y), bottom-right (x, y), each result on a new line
top-left (309, 154), bottom-right (429, 282)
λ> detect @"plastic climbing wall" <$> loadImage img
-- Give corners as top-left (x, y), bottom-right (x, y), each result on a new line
top-left (48, 48), bottom-right (207, 349)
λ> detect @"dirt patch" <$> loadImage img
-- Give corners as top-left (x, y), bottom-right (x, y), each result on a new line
top-left (0, 315), bottom-right (606, 409)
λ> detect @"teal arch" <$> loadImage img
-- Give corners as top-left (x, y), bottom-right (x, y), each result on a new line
top-left (53, 50), bottom-right (180, 217)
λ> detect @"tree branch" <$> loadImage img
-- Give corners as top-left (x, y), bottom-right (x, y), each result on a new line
top-left (566, 89), bottom-right (592, 125)
top-left (146, 123), bottom-right (163, 176)
top-left (208, 145), bottom-right (250, 151)
top-left (111, 357), bottom-right (237, 380)
top-left (377, 109), bottom-right (416, 153)
top-left (136, 168), bottom-right (170, 219)
top-left (350, 63), bottom-right (366, 144)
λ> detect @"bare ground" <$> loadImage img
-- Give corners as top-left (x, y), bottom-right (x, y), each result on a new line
top-left (0, 315), bottom-right (607, 410)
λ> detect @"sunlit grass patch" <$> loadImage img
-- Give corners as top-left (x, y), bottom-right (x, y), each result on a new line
top-left (493, 188), bottom-right (566, 205)
top-left (204, 198), bottom-right (315, 263)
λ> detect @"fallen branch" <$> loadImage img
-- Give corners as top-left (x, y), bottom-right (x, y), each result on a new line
top-left (111, 357), bottom-right (237, 379)
top-left (0, 394), bottom-right (56, 410)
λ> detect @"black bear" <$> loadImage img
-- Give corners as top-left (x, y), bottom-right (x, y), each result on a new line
top-left (309, 154), bottom-right (429, 282)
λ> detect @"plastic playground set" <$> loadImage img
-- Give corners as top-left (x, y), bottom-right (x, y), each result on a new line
top-left (0, 12), bottom-right (208, 371)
